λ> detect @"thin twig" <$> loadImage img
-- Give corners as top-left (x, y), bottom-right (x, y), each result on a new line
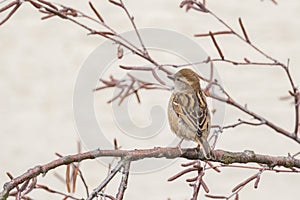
top-left (238, 17), bottom-right (250, 43)
top-left (284, 60), bottom-right (299, 135)
top-left (215, 164), bottom-right (300, 173)
top-left (194, 31), bottom-right (233, 37)
top-left (213, 118), bottom-right (266, 131)
top-left (0, 1), bottom-right (21, 25)
top-left (87, 159), bottom-right (125, 200)
top-left (187, 1), bottom-right (299, 138)
top-left (231, 174), bottom-right (257, 192)
top-left (168, 167), bottom-right (198, 182)
top-left (206, 78), bottom-right (300, 143)
top-left (210, 58), bottom-right (282, 66)
top-left (88, 1), bottom-right (104, 23)
top-left (0, 0), bottom-right (17, 13)
top-left (99, 193), bottom-right (116, 200)
top-left (116, 161), bottom-right (131, 200)
top-left (35, 184), bottom-right (82, 200)
top-left (209, 31), bottom-right (224, 60)
top-left (204, 61), bottom-right (214, 94)
top-left (55, 152), bottom-right (89, 197)
top-left (119, 0), bottom-right (149, 57)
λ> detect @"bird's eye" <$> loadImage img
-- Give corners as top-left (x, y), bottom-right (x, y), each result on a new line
top-left (176, 78), bottom-right (185, 83)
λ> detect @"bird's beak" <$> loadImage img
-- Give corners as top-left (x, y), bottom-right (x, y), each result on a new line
top-left (167, 74), bottom-right (175, 81)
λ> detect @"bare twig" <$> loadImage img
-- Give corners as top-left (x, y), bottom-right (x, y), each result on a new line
top-left (205, 194), bottom-right (227, 199)
top-left (88, 1), bottom-right (104, 23)
top-left (284, 60), bottom-right (299, 135)
top-left (209, 31), bottom-right (224, 60)
top-left (99, 193), bottom-right (116, 200)
top-left (194, 31), bottom-right (233, 37)
top-left (0, 0), bottom-right (21, 25)
top-left (117, 0), bottom-right (149, 57)
top-left (168, 167), bottom-right (198, 182)
top-left (238, 17), bottom-right (250, 43)
top-left (55, 152), bottom-right (89, 197)
top-left (116, 161), bottom-right (131, 200)
top-left (210, 58), bottom-right (283, 66)
top-left (168, 161), bottom-right (209, 200)
top-left (210, 83), bottom-right (300, 143)
top-left (35, 184), bottom-right (82, 200)
top-left (212, 118), bottom-right (266, 132)
top-left (206, 161), bottom-right (221, 173)
top-left (0, 0), bottom-right (18, 13)
top-left (66, 164), bottom-right (71, 193)
top-left (184, 0), bottom-right (299, 140)
top-left (87, 159), bottom-right (125, 200)
top-left (214, 163), bottom-right (300, 173)
top-left (203, 61), bottom-right (214, 94)
top-left (203, 76), bottom-right (300, 143)
top-left (232, 174), bottom-right (257, 192)
top-left (191, 168), bottom-right (208, 200)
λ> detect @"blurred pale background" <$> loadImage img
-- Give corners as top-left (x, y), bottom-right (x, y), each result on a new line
top-left (1, 0), bottom-right (300, 199)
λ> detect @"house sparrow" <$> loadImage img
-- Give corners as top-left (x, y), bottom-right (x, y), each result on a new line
top-left (168, 68), bottom-right (213, 159)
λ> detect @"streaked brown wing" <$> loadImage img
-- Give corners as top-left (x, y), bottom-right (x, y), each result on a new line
top-left (172, 92), bottom-right (208, 137)
top-left (195, 91), bottom-right (210, 137)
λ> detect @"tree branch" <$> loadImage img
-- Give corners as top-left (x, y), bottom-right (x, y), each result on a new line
top-left (1, 147), bottom-right (300, 200)
top-left (87, 159), bottom-right (125, 200)
top-left (116, 161), bottom-right (131, 200)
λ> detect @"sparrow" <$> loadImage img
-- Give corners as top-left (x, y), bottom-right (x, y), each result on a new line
top-left (167, 68), bottom-right (213, 159)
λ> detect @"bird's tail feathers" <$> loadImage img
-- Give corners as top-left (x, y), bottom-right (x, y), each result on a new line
top-left (198, 137), bottom-right (214, 159)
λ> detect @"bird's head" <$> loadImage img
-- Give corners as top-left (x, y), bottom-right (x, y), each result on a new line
top-left (168, 68), bottom-right (201, 92)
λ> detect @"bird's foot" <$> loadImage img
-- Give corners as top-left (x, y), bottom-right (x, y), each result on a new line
top-left (176, 138), bottom-right (184, 155)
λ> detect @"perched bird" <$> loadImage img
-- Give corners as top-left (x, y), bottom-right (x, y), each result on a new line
top-left (168, 68), bottom-right (213, 159)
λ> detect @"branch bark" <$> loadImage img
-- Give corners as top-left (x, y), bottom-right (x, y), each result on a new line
top-left (1, 147), bottom-right (299, 200)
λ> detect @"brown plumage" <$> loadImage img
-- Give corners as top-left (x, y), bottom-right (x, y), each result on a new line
top-left (168, 68), bottom-right (213, 159)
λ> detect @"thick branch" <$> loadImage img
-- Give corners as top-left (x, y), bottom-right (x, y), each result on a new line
top-left (1, 147), bottom-right (300, 200)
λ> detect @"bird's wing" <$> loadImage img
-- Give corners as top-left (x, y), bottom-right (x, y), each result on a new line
top-left (172, 92), bottom-right (208, 137)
